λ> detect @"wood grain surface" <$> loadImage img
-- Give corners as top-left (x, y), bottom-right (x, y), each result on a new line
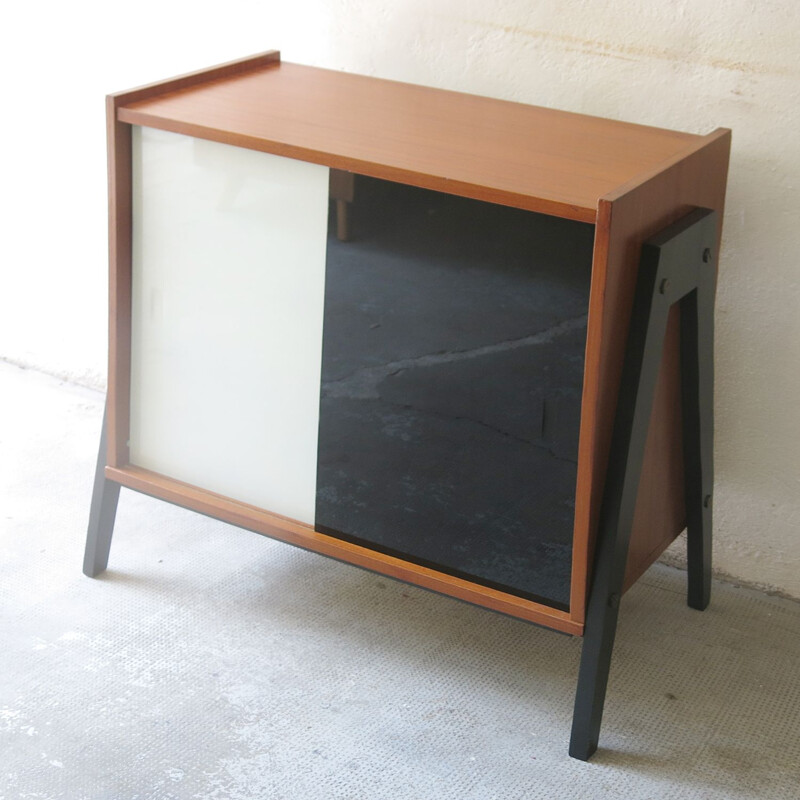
top-left (572, 128), bottom-right (732, 612)
top-left (106, 98), bottom-right (132, 468)
top-left (116, 60), bottom-right (701, 222)
top-left (106, 465), bottom-right (583, 634)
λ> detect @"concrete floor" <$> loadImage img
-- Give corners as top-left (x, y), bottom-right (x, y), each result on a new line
top-left (1, 358), bottom-right (798, 799)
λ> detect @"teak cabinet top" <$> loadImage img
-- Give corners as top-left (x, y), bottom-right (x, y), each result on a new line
top-left (115, 50), bottom-right (712, 223)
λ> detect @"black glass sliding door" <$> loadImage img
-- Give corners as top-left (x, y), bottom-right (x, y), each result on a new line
top-left (315, 177), bottom-right (594, 610)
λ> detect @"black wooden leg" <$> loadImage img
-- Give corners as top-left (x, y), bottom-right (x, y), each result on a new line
top-left (569, 208), bottom-right (718, 760)
top-left (681, 264), bottom-right (716, 611)
top-left (83, 403), bottom-right (120, 577)
top-left (568, 558), bottom-right (625, 761)
top-left (570, 245), bottom-right (670, 760)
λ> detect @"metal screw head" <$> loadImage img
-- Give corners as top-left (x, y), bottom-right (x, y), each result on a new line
top-left (659, 279), bottom-right (670, 295)
top-left (702, 248), bottom-right (712, 263)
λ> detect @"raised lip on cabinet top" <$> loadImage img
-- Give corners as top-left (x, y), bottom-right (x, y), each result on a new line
top-left (113, 50), bottom-right (710, 223)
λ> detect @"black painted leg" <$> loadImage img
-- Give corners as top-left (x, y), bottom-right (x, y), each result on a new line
top-left (83, 403), bottom-right (120, 577)
top-left (569, 208), bottom-right (718, 760)
top-left (681, 266), bottom-right (716, 611)
top-left (570, 244), bottom-right (670, 760)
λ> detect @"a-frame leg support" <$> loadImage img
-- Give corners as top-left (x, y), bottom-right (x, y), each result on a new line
top-left (569, 208), bottom-right (717, 760)
top-left (83, 404), bottom-right (120, 577)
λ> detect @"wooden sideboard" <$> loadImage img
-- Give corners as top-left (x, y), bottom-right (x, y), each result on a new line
top-left (85, 50), bottom-right (731, 759)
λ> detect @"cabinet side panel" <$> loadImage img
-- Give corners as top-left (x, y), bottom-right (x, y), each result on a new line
top-left (107, 102), bottom-right (132, 468)
top-left (129, 127), bottom-right (329, 524)
top-left (583, 130), bottom-right (731, 599)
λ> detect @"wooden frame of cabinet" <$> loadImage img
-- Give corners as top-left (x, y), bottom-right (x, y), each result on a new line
top-left (85, 50), bottom-right (731, 758)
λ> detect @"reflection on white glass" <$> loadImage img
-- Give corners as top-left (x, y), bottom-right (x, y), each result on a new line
top-left (130, 126), bottom-right (329, 524)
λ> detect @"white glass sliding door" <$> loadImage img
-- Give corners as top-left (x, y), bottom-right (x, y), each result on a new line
top-left (129, 126), bottom-right (329, 524)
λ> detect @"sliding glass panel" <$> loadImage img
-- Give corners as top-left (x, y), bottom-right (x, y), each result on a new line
top-left (130, 127), bottom-right (329, 523)
top-left (316, 177), bottom-right (594, 609)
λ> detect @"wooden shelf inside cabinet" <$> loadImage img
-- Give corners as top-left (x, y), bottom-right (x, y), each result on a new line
top-left (88, 50), bottom-right (731, 758)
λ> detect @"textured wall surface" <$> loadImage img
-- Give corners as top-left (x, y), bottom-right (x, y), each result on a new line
top-left (2, 1), bottom-right (798, 596)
